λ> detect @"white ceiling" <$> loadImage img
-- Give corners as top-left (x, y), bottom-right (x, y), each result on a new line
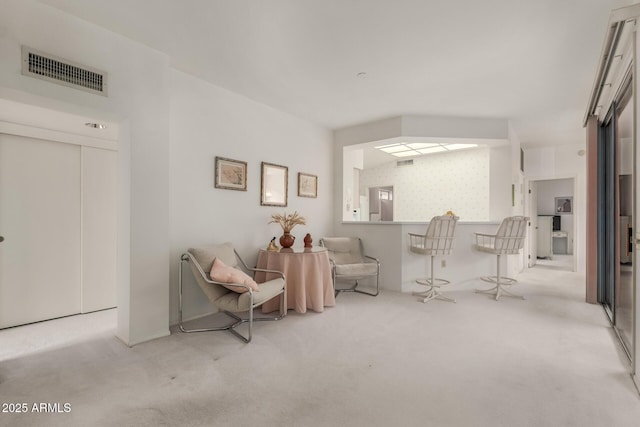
top-left (38, 0), bottom-right (632, 148)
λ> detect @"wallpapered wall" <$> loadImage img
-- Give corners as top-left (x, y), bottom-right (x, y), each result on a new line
top-left (359, 148), bottom-right (490, 221)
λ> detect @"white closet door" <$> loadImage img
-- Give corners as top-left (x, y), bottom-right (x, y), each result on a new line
top-left (0, 134), bottom-right (81, 328)
top-left (81, 146), bottom-right (117, 313)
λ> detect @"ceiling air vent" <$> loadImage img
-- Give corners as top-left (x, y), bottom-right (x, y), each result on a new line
top-left (21, 46), bottom-right (107, 96)
top-left (396, 159), bottom-right (414, 167)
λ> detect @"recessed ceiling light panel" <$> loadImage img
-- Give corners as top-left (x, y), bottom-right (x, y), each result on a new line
top-left (380, 145), bottom-right (410, 153)
top-left (406, 142), bottom-right (438, 149)
top-left (445, 143), bottom-right (477, 151)
top-left (375, 140), bottom-right (481, 159)
top-left (392, 151), bottom-right (419, 157)
top-left (417, 146), bottom-right (447, 154)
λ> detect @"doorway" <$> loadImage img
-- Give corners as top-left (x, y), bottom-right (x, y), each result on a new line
top-left (368, 186), bottom-right (394, 221)
top-left (527, 178), bottom-right (576, 271)
top-left (0, 101), bottom-right (117, 342)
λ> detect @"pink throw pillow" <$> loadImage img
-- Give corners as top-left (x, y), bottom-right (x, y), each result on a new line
top-left (210, 258), bottom-right (259, 293)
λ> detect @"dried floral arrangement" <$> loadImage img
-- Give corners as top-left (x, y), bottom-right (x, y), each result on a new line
top-left (269, 211), bottom-right (306, 232)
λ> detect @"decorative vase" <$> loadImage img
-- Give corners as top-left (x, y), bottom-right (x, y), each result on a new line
top-left (279, 232), bottom-right (295, 248)
top-left (304, 233), bottom-right (312, 248)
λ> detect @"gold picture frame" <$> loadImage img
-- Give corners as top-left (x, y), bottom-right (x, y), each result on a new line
top-left (298, 172), bottom-right (317, 198)
top-left (215, 156), bottom-right (247, 191)
top-left (261, 162), bottom-right (288, 206)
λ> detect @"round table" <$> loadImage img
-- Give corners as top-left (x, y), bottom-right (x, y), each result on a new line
top-left (255, 246), bottom-right (336, 314)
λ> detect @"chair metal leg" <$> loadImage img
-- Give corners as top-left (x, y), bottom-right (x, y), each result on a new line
top-left (332, 270), bottom-right (380, 297)
top-left (354, 271), bottom-right (380, 296)
top-left (414, 256), bottom-right (455, 303)
top-left (334, 280), bottom-right (358, 297)
top-left (412, 287), bottom-right (456, 303)
top-left (178, 257), bottom-right (286, 343)
top-left (475, 254), bottom-right (524, 301)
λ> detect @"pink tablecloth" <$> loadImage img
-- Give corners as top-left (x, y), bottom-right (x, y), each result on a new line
top-left (255, 248), bottom-right (336, 314)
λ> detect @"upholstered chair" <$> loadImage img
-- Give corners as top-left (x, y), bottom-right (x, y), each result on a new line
top-left (179, 242), bottom-right (286, 343)
top-left (319, 237), bottom-right (380, 297)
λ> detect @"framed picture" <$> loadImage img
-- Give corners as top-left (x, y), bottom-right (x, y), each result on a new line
top-left (214, 156), bottom-right (247, 191)
top-left (298, 172), bottom-right (318, 198)
top-left (261, 162), bottom-right (288, 206)
top-left (555, 196), bottom-right (573, 214)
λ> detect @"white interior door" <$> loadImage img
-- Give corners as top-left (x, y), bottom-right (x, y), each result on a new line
top-left (529, 181), bottom-right (538, 267)
top-left (0, 134), bottom-right (81, 328)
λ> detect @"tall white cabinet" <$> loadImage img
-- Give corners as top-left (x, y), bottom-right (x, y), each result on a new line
top-left (537, 216), bottom-right (553, 259)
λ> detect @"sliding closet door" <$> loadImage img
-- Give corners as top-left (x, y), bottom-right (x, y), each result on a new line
top-left (0, 134), bottom-right (81, 329)
top-left (81, 146), bottom-right (117, 313)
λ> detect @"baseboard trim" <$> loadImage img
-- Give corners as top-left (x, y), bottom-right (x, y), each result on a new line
top-left (118, 329), bottom-right (171, 347)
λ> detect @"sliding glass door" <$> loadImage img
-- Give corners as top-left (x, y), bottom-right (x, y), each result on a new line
top-left (598, 82), bottom-right (634, 358)
top-left (615, 89), bottom-right (633, 353)
top-left (599, 112), bottom-right (615, 318)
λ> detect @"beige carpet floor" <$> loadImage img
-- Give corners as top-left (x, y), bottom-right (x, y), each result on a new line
top-left (1, 266), bottom-right (639, 426)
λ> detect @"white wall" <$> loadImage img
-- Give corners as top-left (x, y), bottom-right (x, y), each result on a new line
top-left (401, 116), bottom-right (508, 139)
top-left (537, 179), bottom-right (573, 214)
top-left (489, 145), bottom-right (512, 221)
top-left (1, 0), bottom-right (169, 345)
top-left (506, 124), bottom-right (526, 276)
top-left (524, 144), bottom-right (586, 273)
top-left (359, 148), bottom-right (491, 221)
top-left (169, 70), bottom-right (333, 322)
top-left (509, 123), bottom-right (525, 216)
top-left (342, 148), bottom-right (363, 221)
